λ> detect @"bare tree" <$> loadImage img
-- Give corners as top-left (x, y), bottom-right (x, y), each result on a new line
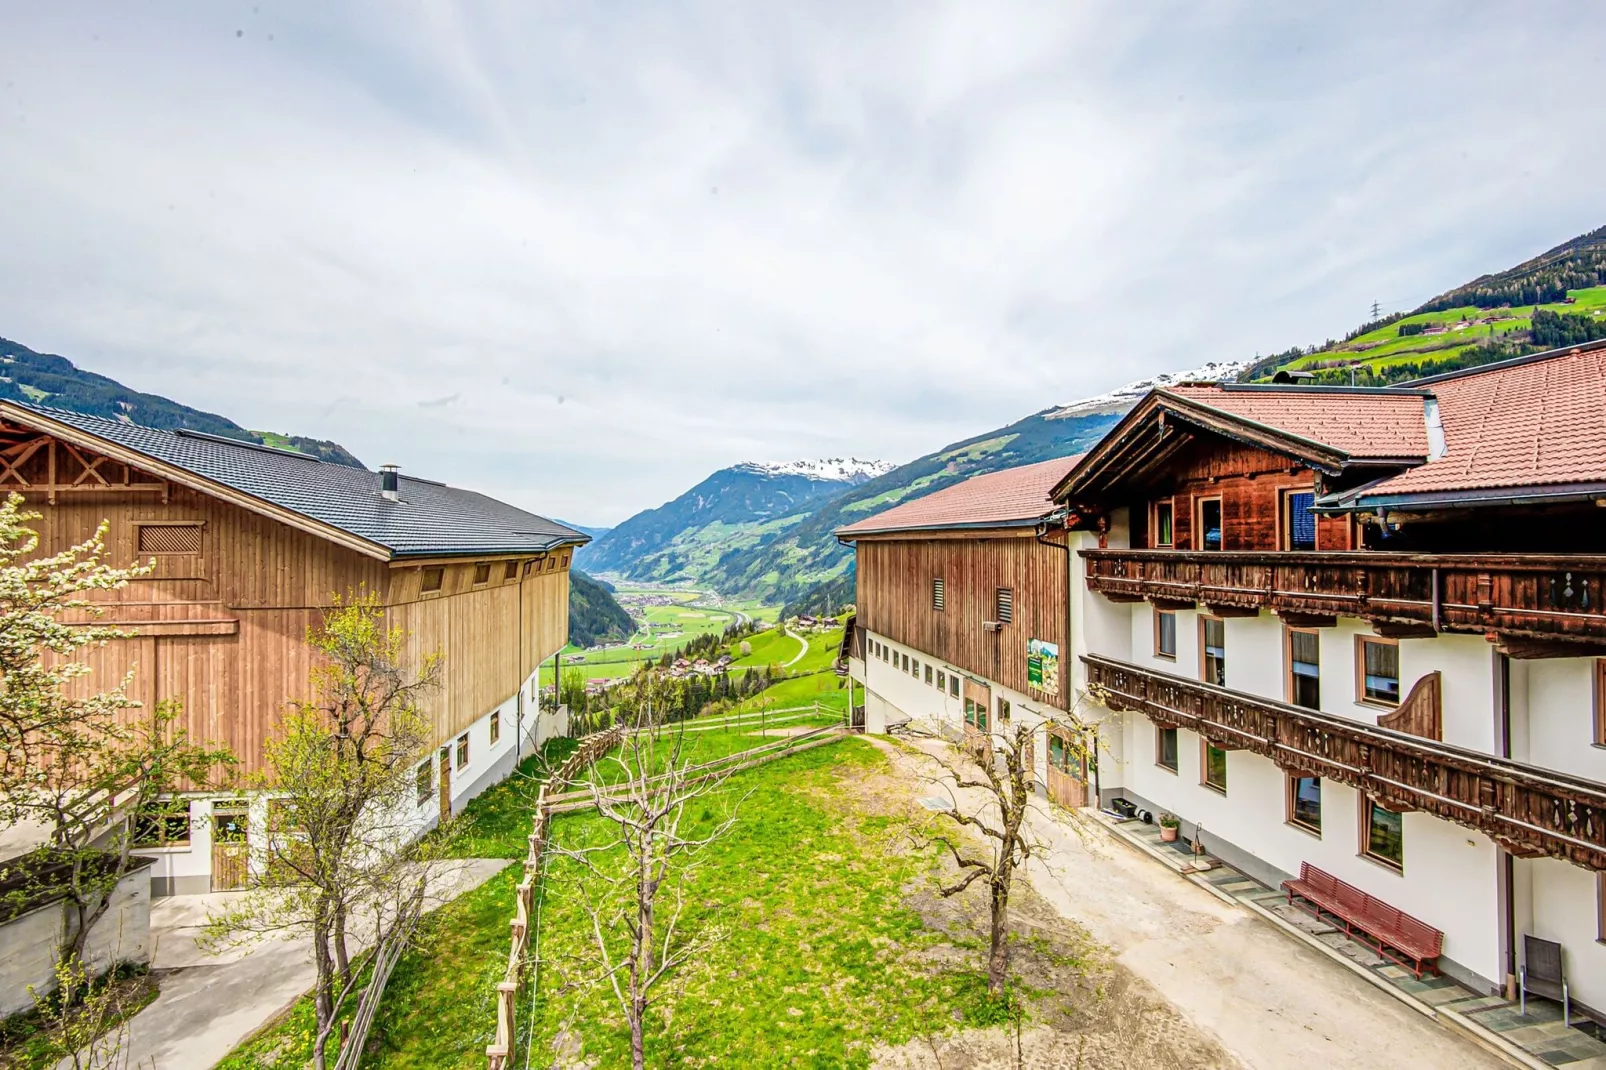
top-left (551, 707), bottom-right (743, 1070)
top-left (913, 695), bottom-right (1097, 997)
top-left (204, 592), bottom-right (450, 1070)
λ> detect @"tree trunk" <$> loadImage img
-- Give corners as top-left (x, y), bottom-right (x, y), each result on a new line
top-left (311, 905), bottom-right (335, 1070)
top-left (987, 871), bottom-right (1012, 997)
top-left (334, 903), bottom-right (351, 989)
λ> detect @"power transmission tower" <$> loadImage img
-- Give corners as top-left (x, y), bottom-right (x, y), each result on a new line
top-left (1370, 300), bottom-right (1382, 320)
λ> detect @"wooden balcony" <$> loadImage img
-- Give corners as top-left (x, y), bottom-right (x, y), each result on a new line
top-left (1082, 653), bottom-right (1606, 869)
top-left (1082, 549), bottom-right (1606, 648)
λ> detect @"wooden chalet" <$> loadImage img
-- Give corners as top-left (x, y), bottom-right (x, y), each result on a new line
top-left (0, 401), bottom-right (585, 893)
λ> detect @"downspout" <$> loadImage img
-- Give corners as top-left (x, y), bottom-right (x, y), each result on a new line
top-left (1495, 652), bottom-right (1516, 997)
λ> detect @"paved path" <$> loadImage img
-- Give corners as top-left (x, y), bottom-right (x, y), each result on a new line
top-left (881, 737), bottom-right (1505, 1070)
top-left (781, 627), bottom-right (808, 667)
top-left (101, 858), bottom-right (510, 1070)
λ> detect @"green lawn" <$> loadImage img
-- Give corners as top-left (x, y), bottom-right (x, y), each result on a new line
top-left (216, 738), bottom-right (1045, 1069)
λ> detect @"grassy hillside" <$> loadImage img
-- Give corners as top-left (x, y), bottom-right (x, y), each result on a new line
top-left (1250, 224), bottom-right (1606, 386)
top-left (0, 334), bottom-right (365, 467)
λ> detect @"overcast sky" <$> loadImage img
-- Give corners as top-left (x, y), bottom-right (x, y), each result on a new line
top-left (1, 3), bottom-right (1603, 525)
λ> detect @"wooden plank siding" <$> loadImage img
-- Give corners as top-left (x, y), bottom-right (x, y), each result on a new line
top-left (855, 529), bottom-right (1070, 708)
top-left (1134, 440), bottom-right (1352, 552)
top-left (8, 431), bottom-right (571, 777)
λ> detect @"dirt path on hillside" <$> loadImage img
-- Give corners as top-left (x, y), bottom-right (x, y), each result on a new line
top-left (859, 736), bottom-right (1506, 1070)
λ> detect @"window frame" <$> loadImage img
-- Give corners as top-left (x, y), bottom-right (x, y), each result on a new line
top-left (421, 566), bottom-right (445, 593)
top-left (490, 710), bottom-right (501, 746)
top-left (1593, 658), bottom-right (1606, 746)
top-left (1279, 486), bottom-right (1319, 552)
top-left (1361, 796), bottom-right (1405, 871)
top-left (1201, 739), bottom-right (1227, 794)
top-left (1357, 635), bottom-right (1403, 709)
top-left (924, 664), bottom-right (933, 685)
top-left (416, 762), bottom-right (433, 805)
top-left (1152, 499), bottom-right (1175, 548)
top-left (1284, 626), bottom-right (1321, 710)
top-left (1287, 774), bottom-right (1322, 836)
top-left (1154, 608), bottom-right (1177, 660)
top-left (455, 733), bottom-right (470, 770)
top-left (949, 674), bottom-right (959, 698)
top-left (473, 562), bottom-right (492, 585)
top-left (1155, 725), bottom-right (1178, 773)
top-left (1196, 495), bottom-right (1224, 552)
top-left (131, 799), bottom-right (193, 849)
top-left (997, 696), bottom-right (1011, 723)
top-left (1199, 615), bottom-right (1226, 686)
top-left (504, 560), bottom-right (519, 581)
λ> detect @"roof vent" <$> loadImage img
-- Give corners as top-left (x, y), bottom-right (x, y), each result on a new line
top-left (380, 464), bottom-right (400, 502)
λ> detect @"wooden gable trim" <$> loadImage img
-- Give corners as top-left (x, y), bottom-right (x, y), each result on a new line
top-left (1377, 671), bottom-right (1442, 740)
top-left (0, 403), bottom-right (392, 562)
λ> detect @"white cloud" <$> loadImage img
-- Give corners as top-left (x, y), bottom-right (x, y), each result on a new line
top-left (0, 2), bottom-right (1603, 523)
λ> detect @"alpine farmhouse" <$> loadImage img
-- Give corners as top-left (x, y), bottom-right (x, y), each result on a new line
top-left (0, 401), bottom-right (584, 895)
top-left (845, 340), bottom-right (1606, 1015)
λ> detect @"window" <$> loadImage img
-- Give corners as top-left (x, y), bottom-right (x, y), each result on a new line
top-left (1154, 609), bottom-right (1177, 660)
top-left (1358, 637), bottom-right (1401, 707)
top-left (936, 670), bottom-right (946, 692)
top-left (1156, 727), bottom-right (1178, 772)
top-left (421, 567), bottom-right (445, 593)
top-left (1048, 733), bottom-right (1082, 776)
top-left (1287, 628), bottom-right (1320, 710)
top-left (911, 659), bottom-right (920, 676)
top-left (136, 523), bottom-right (202, 554)
top-left (1197, 497), bottom-right (1223, 551)
top-left (949, 674), bottom-right (959, 698)
top-left (932, 577), bottom-right (945, 611)
top-left (1597, 660), bottom-right (1606, 746)
top-left (1363, 798), bottom-right (1404, 869)
top-left (473, 562), bottom-right (492, 585)
top-left (901, 653), bottom-right (910, 673)
top-left (1153, 501), bottom-right (1174, 547)
top-left (132, 800), bottom-right (192, 848)
top-left (975, 699), bottom-right (989, 732)
top-left (1202, 741), bottom-right (1227, 793)
top-left (924, 665), bottom-right (933, 685)
top-left (995, 588), bottom-right (1014, 624)
top-left (504, 560), bottom-right (519, 580)
top-left (1288, 776), bottom-right (1321, 834)
top-left (964, 699), bottom-right (976, 727)
top-left (455, 733), bottom-right (469, 769)
top-left (1200, 617), bottom-right (1226, 686)
top-left (997, 697), bottom-right (1011, 722)
top-left (490, 710), bottom-right (501, 746)
top-left (1283, 490), bottom-right (1317, 551)
top-left (416, 762), bottom-right (433, 805)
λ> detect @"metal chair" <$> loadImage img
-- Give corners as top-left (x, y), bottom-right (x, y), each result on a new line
top-left (1521, 935), bottom-right (1570, 1026)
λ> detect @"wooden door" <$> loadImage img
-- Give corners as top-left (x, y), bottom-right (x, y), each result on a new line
top-left (1045, 729), bottom-right (1088, 809)
top-left (211, 808), bottom-right (250, 891)
top-left (438, 747), bottom-right (452, 824)
top-left (962, 678), bottom-right (992, 757)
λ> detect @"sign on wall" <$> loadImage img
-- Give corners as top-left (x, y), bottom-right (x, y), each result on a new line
top-left (1027, 638), bottom-right (1060, 697)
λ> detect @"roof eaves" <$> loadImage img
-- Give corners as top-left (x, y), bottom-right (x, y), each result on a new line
top-left (1317, 479), bottom-right (1606, 514)
top-left (0, 402), bottom-right (393, 562)
top-left (836, 516), bottom-right (1043, 541)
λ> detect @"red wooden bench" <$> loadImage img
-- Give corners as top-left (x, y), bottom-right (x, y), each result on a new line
top-left (1282, 861), bottom-right (1443, 979)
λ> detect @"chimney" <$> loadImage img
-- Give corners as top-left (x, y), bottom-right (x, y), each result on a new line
top-left (380, 464), bottom-right (400, 501)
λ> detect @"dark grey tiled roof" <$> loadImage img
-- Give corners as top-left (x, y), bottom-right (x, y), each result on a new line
top-left (15, 403), bottom-right (585, 558)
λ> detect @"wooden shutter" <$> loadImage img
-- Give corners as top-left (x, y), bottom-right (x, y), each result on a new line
top-left (137, 524), bottom-right (201, 554)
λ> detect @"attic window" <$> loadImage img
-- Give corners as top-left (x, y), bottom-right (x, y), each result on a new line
top-left (137, 524), bottom-right (202, 554)
top-left (995, 588), bottom-right (1014, 625)
top-left (421, 567), bottom-right (445, 593)
top-left (504, 561), bottom-right (519, 580)
top-left (932, 577), bottom-right (945, 611)
top-left (473, 563), bottom-right (491, 585)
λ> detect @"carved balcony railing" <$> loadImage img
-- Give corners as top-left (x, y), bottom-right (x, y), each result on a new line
top-left (1082, 549), bottom-right (1606, 645)
top-left (1083, 653), bottom-right (1606, 869)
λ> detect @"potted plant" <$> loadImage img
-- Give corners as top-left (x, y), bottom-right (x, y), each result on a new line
top-left (1158, 812), bottom-right (1181, 843)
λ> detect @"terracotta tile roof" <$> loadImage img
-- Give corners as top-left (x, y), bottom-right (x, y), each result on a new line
top-left (1164, 385), bottom-right (1431, 460)
top-left (1348, 346), bottom-right (1606, 498)
top-left (837, 455), bottom-right (1081, 537)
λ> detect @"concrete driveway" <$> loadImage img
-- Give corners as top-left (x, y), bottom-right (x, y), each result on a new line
top-left (96, 858), bottom-right (511, 1070)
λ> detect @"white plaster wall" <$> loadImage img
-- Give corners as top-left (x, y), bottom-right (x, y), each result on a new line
top-left (0, 864), bottom-right (152, 1018)
top-left (1117, 710), bottom-right (1500, 986)
top-left (858, 630), bottom-right (964, 731)
top-left (1526, 856), bottom-right (1606, 1013)
top-left (1525, 658), bottom-right (1606, 781)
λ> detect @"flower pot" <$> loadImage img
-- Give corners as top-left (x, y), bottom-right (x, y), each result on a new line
top-left (1159, 825), bottom-right (1179, 843)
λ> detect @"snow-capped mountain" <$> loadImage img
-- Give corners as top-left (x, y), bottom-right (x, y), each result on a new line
top-left (735, 457), bottom-right (898, 481)
top-left (1045, 360), bottom-right (1251, 420)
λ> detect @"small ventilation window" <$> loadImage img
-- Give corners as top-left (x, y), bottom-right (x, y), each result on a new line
top-left (473, 563), bottom-right (491, 585)
top-left (995, 588), bottom-right (1014, 624)
top-left (504, 561), bottom-right (519, 580)
top-left (421, 567), bottom-right (445, 593)
top-left (137, 524), bottom-right (201, 554)
top-left (932, 577), bottom-right (945, 611)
